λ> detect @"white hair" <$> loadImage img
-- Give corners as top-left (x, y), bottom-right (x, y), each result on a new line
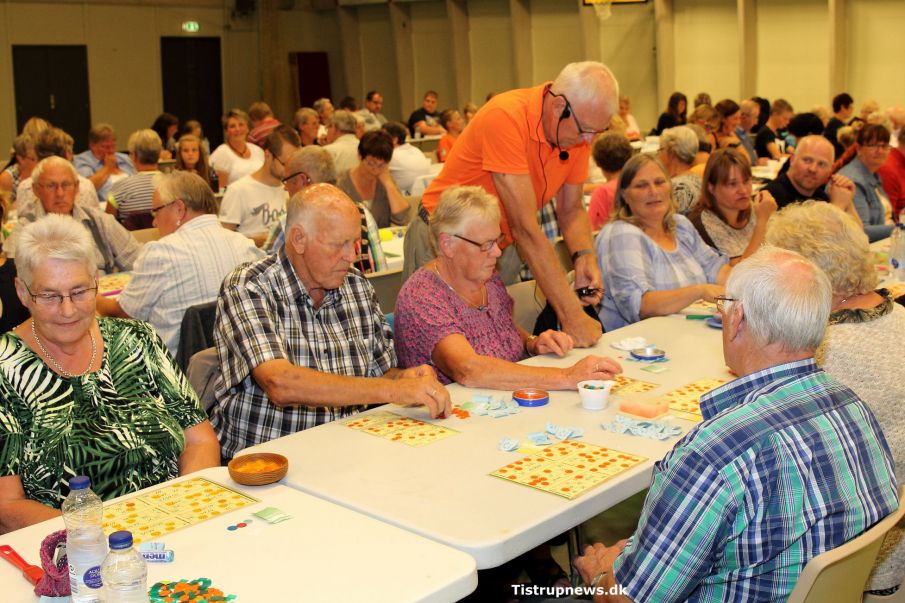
top-left (15, 213), bottom-right (96, 285)
top-left (551, 61), bottom-right (620, 117)
top-left (726, 246), bottom-right (831, 352)
top-left (31, 155), bottom-right (78, 184)
top-left (660, 126), bottom-right (699, 165)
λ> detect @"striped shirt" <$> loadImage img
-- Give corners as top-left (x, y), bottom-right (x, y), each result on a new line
top-left (117, 214), bottom-right (264, 355)
top-left (108, 171), bottom-right (159, 222)
top-left (613, 358), bottom-right (898, 602)
top-left (209, 249), bottom-right (395, 459)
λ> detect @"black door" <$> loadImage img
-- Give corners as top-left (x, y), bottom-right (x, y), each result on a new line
top-left (12, 45), bottom-right (91, 151)
top-left (160, 37), bottom-right (224, 148)
top-left (290, 52), bottom-right (331, 110)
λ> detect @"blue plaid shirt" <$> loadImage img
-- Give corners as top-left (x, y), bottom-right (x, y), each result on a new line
top-left (613, 358), bottom-right (898, 602)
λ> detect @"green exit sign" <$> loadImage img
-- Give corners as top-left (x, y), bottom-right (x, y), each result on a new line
top-left (182, 21), bottom-right (200, 33)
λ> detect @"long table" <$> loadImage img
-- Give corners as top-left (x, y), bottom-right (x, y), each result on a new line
top-left (0, 467), bottom-right (477, 602)
top-left (244, 316), bottom-right (731, 569)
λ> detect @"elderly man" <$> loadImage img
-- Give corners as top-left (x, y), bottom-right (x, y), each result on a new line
top-left (219, 125), bottom-right (300, 246)
top-left (403, 61), bottom-right (618, 347)
top-left (574, 246), bottom-right (898, 603)
top-left (247, 101), bottom-right (282, 147)
top-left (16, 127), bottom-right (99, 213)
top-left (293, 107), bottom-right (320, 146)
top-left (407, 90), bottom-right (445, 137)
top-left (358, 90), bottom-right (388, 132)
top-left (209, 183), bottom-right (450, 460)
top-left (735, 99), bottom-right (760, 163)
top-left (323, 110), bottom-right (361, 176)
top-left (7, 156), bottom-right (140, 272)
top-left (73, 123), bottom-right (135, 201)
top-left (106, 129), bottom-right (162, 230)
top-left (764, 136), bottom-right (860, 227)
top-left (312, 97), bottom-right (334, 144)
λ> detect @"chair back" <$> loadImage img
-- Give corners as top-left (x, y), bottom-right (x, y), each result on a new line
top-left (175, 301), bottom-right (218, 371)
top-left (366, 268), bottom-right (404, 314)
top-left (507, 279), bottom-right (546, 334)
top-left (186, 347), bottom-right (219, 413)
top-left (787, 485), bottom-right (905, 603)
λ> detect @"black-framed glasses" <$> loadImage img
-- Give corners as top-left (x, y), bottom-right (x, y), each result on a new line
top-left (23, 280), bottom-right (98, 306)
top-left (561, 94), bottom-right (606, 137)
top-left (150, 199), bottom-right (179, 217)
top-left (714, 296), bottom-right (737, 313)
top-left (35, 181), bottom-right (77, 193)
top-left (452, 233), bottom-right (505, 252)
top-left (282, 171), bottom-right (311, 186)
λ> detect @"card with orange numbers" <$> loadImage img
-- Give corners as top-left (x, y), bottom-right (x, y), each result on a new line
top-left (490, 441), bottom-right (647, 500)
top-left (342, 411), bottom-right (459, 447)
top-left (663, 378), bottom-right (727, 420)
top-left (101, 477), bottom-right (258, 543)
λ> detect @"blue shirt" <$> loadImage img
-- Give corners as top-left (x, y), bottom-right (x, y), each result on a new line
top-left (735, 125), bottom-right (757, 164)
top-left (613, 358), bottom-right (898, 602)
top-left (73, 150), bottom-right (135, 201)
top-left (837, 156), bottom-right (895, 242)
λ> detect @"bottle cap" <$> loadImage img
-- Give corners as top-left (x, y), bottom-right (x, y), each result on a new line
top-left (69, 476), bottom-right (91, 490)
top-left (108, 530), bottom-right (134, 550)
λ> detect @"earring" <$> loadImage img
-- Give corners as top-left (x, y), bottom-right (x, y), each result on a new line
top-left (176, 219), bottom-right (181, 226)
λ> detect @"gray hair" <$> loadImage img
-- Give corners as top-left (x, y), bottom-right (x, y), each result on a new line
top-left (726, 246), bottom-right (831, 352)
top-left (286, 146), bottom-right (336, 185)
top-left (127, 129), bottom-right (162, 164)
top-left (15, 213), bottom-right (96, 285)
top-left (429, 186), bottom-right (501, 254)
top-left (765, 201), bottom-right (876, 298)
top-left (313, 98), bottom-right (333, 116)
top-left (31, 156), bottom-right (78, 184)
top-left (293, 107), bottom-right (318, 129)
top-left (659, 126), bottom-right (699, 165)
top-left (12, 134), bottom-right (34, 157)
top-left (739, 99), bottom-right (759, 116)
top-left (156, 171), bottom-right (217, 214)
top-left (551, 61), bottom-right (620, 117)
top-left (332, 110), bottom-right (358, 134)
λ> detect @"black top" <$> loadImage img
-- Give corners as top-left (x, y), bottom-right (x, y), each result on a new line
top-left (823, 117), bottom-right (846, 159)
top-left (0, 259), bottom-right (30, 333)
top-left (764, 172), bottom-right (830, 209)
top-left (754, 125), bottom-right (778, 159)
top-left (653, 112), bottom-right (680, 136)
top-left (407, 108), bottom-right (439, 136)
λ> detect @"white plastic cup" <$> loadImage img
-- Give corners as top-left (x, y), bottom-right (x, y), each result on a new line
top-left (578, 380), bottom-right (615, 411)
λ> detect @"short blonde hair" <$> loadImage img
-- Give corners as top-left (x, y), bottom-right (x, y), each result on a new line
top-left (765, 201), bottom-right (877, 298)
top-left (15, 213), bottom-right (96, 285)
top-left (127, 129), bottom-right (162, 164)
top-left (429, 186), bottom-right (501, 253)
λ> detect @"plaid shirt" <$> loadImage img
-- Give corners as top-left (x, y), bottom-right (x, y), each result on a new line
top-left (209, 249), bottom-right (396, 459)
top-left (613, 358), bottom-right (898, 602)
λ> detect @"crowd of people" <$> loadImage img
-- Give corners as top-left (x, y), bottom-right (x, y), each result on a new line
top-left (0, 62), bottom-right (901, 602)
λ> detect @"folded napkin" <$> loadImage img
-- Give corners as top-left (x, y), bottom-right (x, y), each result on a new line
top-left (602, 415), bottom-right (682, 440)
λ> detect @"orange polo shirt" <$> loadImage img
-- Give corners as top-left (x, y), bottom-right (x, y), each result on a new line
top-left (421, 83), bottom-right (590, 248)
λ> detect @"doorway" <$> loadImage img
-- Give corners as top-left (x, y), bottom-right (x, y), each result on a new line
top-left (160, 37), bottom-right (224, 148)
top-left (12, 45), bottom-right (91, 151)
top-left (289, 52), bottom-right (332, 110)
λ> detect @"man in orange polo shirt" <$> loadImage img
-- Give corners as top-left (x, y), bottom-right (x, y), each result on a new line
top-left (402, 61), bottom-right (619, 347)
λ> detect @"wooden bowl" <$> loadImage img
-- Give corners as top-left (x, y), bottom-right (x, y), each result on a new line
top-left (228, 453), bottom-right (289, 486)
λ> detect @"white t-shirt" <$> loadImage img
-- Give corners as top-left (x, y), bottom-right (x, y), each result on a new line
top-left (219, 175), bottom-right (287, 236)
top-left (389, 143), bottom-right (432, 195)
top-left (209, 143), bottom-right (265, 186)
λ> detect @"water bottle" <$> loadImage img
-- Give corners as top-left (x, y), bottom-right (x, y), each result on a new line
top-left (890, 224), bottom-right (905, 281)
top-left (62, 476), bottom-right (107, 602)
top-left (101, 531), bottom-right (149, 603)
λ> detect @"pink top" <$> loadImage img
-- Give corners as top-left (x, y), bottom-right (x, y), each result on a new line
top-left (588, 179), bottom-right (617, 230)
top-left (394, 268), bottom-right (525, 384)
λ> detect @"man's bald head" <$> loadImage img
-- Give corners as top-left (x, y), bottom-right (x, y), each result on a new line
top-left (795, 135), bottom-right (834, 161)
top-left (788, 135), bottom-right (835, 196)
top-left (287, 183), bottom-right (360, 233)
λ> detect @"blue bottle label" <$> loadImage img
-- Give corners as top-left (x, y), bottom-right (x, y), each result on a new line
top-left (84, 566), bottom-right (103, 588)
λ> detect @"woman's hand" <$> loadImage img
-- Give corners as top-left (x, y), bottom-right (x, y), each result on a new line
top-left (698, 283), bottom-right (726, 303)
top-left (753, 190), bottom-right (777, 222)
top-left (564, 355), bottom-right (622, 388)
top-left (532, 330), bottom-right (574, 357)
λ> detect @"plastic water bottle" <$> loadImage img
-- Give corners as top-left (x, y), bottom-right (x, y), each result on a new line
top-left (101, 531), bottom-right (149, 603)
top-left (890, 224), bottom-right (905, 281)
top-left (62, 476), bottom-right (107, 602)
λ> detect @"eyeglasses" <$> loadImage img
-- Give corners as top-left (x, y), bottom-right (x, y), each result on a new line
top-left (150, 199), bottom-right (179, 217)
top-left (863, 143), bottom-right (891, 151)
top-left (561, 94), bottom-right (606, 137)
top-left (24, 281), bottom-right (98, 306)
top-left (714, 295), bottom-right (737, 313)
top-left (35, 181), bottom-right (76, 192)
top-left (281, 171), bottom-right (311, 186)
top-left (452, 233), bottom-right (505, 252)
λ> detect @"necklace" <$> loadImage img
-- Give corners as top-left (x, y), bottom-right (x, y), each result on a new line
top-left (227, 140), bottom-right (249, 158)
top-left (433, 262), bottom-right (487, 311)
top-left (31, 320), bottom-right (97, 378)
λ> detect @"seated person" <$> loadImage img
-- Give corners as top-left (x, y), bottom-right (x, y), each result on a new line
top-left (766, 201), bottom-right (904, 594)
top-left (174, 134), bottom-right (214, 190)
top-left (687, 148), bottom-right (777, 263)
top-left (574, 246), bottom-right (898, 603)
top-left (209, 108), bottom-right (265, 187)
top-left (436, 109), bottom-right (464, 163)
top-left (658, 126), bottom-right (701, 214)
top-left (0, 133), bottom-right (39, 204)
top-left (618, 95), bottom-right (641, 141)
top-left (652, 92), bottom-right (687, 135)
top-left (7, 157), bottom-right (141, 273)
top-left (879, 124), bottom-right (905, 217)
top-left (209, 184), bottom-right (451, 460)
top-left (596, 154), bottom-right (729, 331)
top-left (395, 185), bottom-right (621, 390)
top-left (106, 129), bottom-right (163, 230)
top-left (407, 90), bottom-right (445, 137)
top-left (0, 214), bottom-right (219, 533)
top-left (337, 130), bottom-right (410, 228)
top-left (15, 127), bottom-right (100, 215)
top-left (384, 121), bottom-right (432, 196)
top-left (837, 123), bottom-right (896, 242)
top-left (588, 132), bottom-right (633, 230)
top-left (0, 201), bottom-right (29, 333)
top-left (96, 172), bottom-right (263, 356)
top-left (72, 123), bottom-right (135, 201)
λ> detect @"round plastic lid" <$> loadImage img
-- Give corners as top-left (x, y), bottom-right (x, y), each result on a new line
top-left (108, 530), bottom-right (134, 550)
top-left (69, 475), bottom-right (91, 490)
top-left (512, 388), bottom-right (550, 407)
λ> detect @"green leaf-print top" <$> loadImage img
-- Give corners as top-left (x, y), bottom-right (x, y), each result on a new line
top-left (0, 318), bottom-right (208, 507)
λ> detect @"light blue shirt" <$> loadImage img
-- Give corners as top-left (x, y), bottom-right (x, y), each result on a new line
top-left (837, 156), bottom-right (895, 242)
top-left (73, 149), bottom-right (135, 201)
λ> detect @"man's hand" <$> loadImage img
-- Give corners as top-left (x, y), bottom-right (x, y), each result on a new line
top-left (828, 173), bottom-right (855, 210)
top-left (574, 540), bottom-right (629, 602)
top-left (561, 313), bottom-right (602, 348)
top-left (573, 253), bottom-right (604, 306)
top-left (103, 152), bottom-right (121, 173)
top-left (390, 366), bottom-right (452, 419)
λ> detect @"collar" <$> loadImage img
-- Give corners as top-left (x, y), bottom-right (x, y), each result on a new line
top-left (277, 246), bottom-right (344, 308)
top-left (699, 358), bottom-right (818, 419)
top-left (176, 213), bottom-right (220, 233)
top-left (526, 82), bottom-right (553, 145)
top-left (851, 156), bottom-right (881, 183)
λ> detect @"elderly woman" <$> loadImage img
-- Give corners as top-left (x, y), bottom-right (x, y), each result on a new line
top-left (394, 185), bottom-right (620, 390)
top-left (96, 172), bottom-right (262, 356)
top-left (0, 134), bottom-right (38, 204)
top-left (596, 154), bottom-right (730, 331)
top-left (838, 124), bottom-right (895, 242)
top-left (658, 126), bottom-right (701, 214)
top-left (765, 201), bottom-right (904, 595)
top-left (688, 149), bottom-right (777, 263)
top-left (337, 130), bottom-right (410, 228)
top-left (209, 108), bottom-right (264, 188)
top-left (0, 214), bottom-right (219, 533)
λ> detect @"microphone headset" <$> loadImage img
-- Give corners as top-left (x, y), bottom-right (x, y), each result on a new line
top-left (548, 90), bottom-right (571, 161)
